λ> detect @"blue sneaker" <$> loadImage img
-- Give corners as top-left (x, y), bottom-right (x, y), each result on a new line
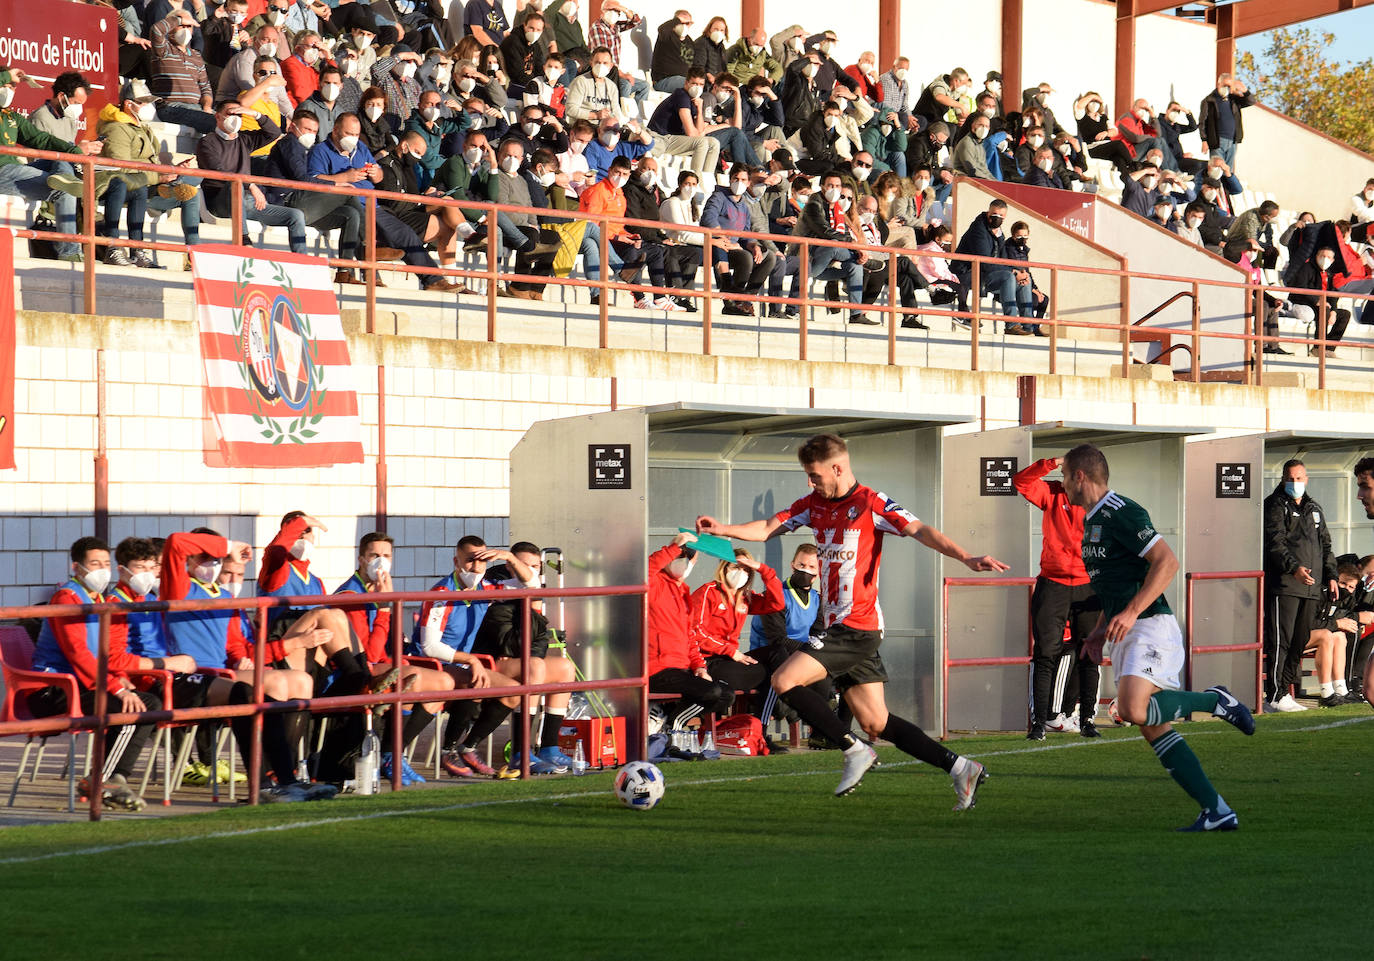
top-left (381, 753), bottom-right (425, 787)
top-left (507, 751), bottom-right (562, 776)
top-left (1206, 685), bottom-right (1255, 736)
top-left (536, 745), bottom-right (574, 771)
top-left (1177, 809), bottom-right (1239, 832)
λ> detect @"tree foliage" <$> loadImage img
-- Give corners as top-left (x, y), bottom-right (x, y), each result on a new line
top-left (1238, 28), bottom-right (1374, 155)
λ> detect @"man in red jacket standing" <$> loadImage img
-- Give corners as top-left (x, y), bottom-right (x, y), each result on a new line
top-left (1014, 456), bottom-right (1103, 739)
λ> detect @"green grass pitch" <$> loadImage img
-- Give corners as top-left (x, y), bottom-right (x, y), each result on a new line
top-left (3, 708), bottom-right (1372, 961)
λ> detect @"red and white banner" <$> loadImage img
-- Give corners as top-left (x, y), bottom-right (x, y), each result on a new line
top-left (0, 229), bottom-right (15, 470)
top-left (190, 245), bottom-right (364, 469)
top-left (0, 0), bottom-right (120, 139)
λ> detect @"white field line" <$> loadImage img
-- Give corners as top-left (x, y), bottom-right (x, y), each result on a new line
top-left (2, 714), bottom-right (1369, 866)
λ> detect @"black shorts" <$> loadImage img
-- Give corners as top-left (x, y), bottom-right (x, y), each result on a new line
top-left (268, 609), bottom-right (307, 642)
top-left (171, 672), bottom-right (220, 708)
top-left (802, 623), bottom-right (887, 689)
top-left (471, 633), bottom-right (550, 660)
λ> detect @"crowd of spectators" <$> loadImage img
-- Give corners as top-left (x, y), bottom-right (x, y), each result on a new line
top-left (0, 1), bottom-right (1371, 334)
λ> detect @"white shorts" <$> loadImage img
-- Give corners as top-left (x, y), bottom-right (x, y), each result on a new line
top-left (1107, 614), bottom-right (1184, 691)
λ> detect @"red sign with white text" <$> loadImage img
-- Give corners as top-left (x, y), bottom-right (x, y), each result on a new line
top-left (0, 0), bottom-right (119, 140)
top-left (994, 181), bottom-right (1098, 242)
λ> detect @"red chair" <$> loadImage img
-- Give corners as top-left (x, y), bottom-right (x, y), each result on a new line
top-left (1, 626), bottom-right (86, 811)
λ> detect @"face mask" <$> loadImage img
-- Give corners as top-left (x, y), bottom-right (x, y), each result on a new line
top-left (686, 84), bottom-right (704, 99)
top-left (610, 172), bottom-right (629, 189)
top-left (136, 102), bottom-right (157, 122)
top-left (1036, 92), bottom-right (1049, 104)
top-left (729, 180), bottom-right (747, 196)
top-left (1038, 159), bottom-right (1054, 172)
top-left (364, 104), bottom-right (383, 122)
top-left (972, 127), bottom-right (988, 141)
top-left (1167, 111), bottom-right (1182, 124)
top-left (1284, 480), bottom-right (1306, 500)
top-left (824, 115), bottom-right (838, 129)
top-left (420, 106), bottom-right (440, 122)
top-left (725, 568), bottom-right (749, 590)
top-left (750, 95), bottom-right (764, 108)
top-left (680, 184), bottom-right (695, 198)
top-left (62, 100), bottom-right (84, 121)
top-left (715, 92), bottom-right (732, 107)
top-left (894, 68), bottom-right (907, 82)
top-left (193, 560), bottom-right (223, 584)
top-left (820, 41), bottom-right (834, 55)
top-left (1057, 143), bottom-right (1072, 155)
top-left (1028, 136), bottom-right (1043, 148)
top-left (837, 197), bottom-right (851, 213)
top-left (987, 214), bottom-right (1003, 227)
top-left (464, 146), bottom-right (482, 164)
top-left (489, 59), bottom-right (501, 71)
top-left (796, 192), bottom-right (810, 205)
top-left (458, 77), bottom-right (477, 93)
top-left (835, 98), bottom-right (848, 113)
top-left (366, 555), bottom-right (392, 580)
top-left (303, 49), bottom-right (321, 66)
top-left (791, 36), bottom-right (805, 53)
top-left (500, 155), bottom-right (520, 173)
top-left (342, 59), bottom-right (359, 77)
top-left (748, 183), bottom-right (765, 198)
top-left (435, 68), bottom-right (452, 88)
top-left (457, 569), bottom-right (483, 589)
top-left (353, 34), bottom-right (373, 49)
top-left (852, 166), bottom-right (870, 182)
top-left (77, 565), bottom-right (112, 594)
top-left (638, 169), bottom-right (654, 185)
top-left (955, 84), bottom-right (970, 97)
top-left (674, 22), bottom-right (688, 37)
top-left (175, 28), bottom-right (194, 46)
top-left (667, 556), bottom-right (695, 580)
top-left (544, 68), bottom-right (562, 84)
top-left (914, 179), bottom-right (929, 191)
top-left (1201, 189), bottom-right (1217, 202)
top-left (399, 62), bottom-right (417, 80)
top-left (321, 82), bottom-right (341, 101)
top-left (269, 8), bottom-right (286, 24)
top-left (526, 29), bottom-right (542, 43)
top-left (1317, 257), bottom-right (1334, 270)
top-left (592, 63), bottom-right (612, 79)
top-left (804, 63), bottom-right (819, 79)
top-left (338, 134), bottom-right (359, 153)
top-left (823, 186), bottom-right (840, 203)
top-left (859, 211), bottom-right (875, 225)
top-left (1141, 175), bottom-right (1157, 190)
top-left (230, 12), bottom-right (246, 24)
top-left (523, 120), bottom-right (542, 137)
top-left (603, 10), bottom-right (620, 24)
top-left (570, 139), bottom-right (586, 154)
top-left (1187, 217), bottom-right (1203, 229)
top-left (980, 106), bottom-right (996, 118)
top-left (126, 569), bottom-right (158, 596)
top-left (257, 40), bottom-right (278, 58)
top-left (600, 132), bottom-right (620, 149)
top-left (297, 131), bottom-right (317, 149)
top-left (1154, 207), bottom-right (1171, 220)
top-left (789, 569), bottom-right (814, 591)
top-left (289, 539), bottom-right (313, 561)
top-left (223, 580), bottom-right (243, 598)
top-left (752, 45), bottom-right (765, 57)
top-left (1217, 86), bottom-right (1230, 97)
top-left (1135, 108), bottom-right (1151, 122)
top-left (710, 30), bottom-right (725, 44)
top-left (221, 114), bottom-right (243, 135)
top-left (880, 123), bottom-right (892, 137)
top-left (538, 169), bottom-right (556, 187)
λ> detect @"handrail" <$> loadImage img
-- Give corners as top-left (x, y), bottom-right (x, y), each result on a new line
top-left (1184, 570), bottom-right (1264, 710)
top-left (940, 576), bottom-right (1037, 739)
top-left (5, 144), bottom-right (1374, 385)
top-left (0, 583), bottom-right (649, 820)
top-left (1134, 290), bottom-right (1195, 327)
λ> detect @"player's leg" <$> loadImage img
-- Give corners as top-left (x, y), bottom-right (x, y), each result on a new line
top-left (1365, 645), bottom-right (1374, 708)
top-left (453, 670), bottom-right (522, 778)
top-left (1028, 577), bottom-right (1070, 738)
top-left (536, 655), bottom-right (578, 767)
top-left (770, 648), bottom-right (853, 748)
top-left (1069, 591), bottom-right (1103, 736)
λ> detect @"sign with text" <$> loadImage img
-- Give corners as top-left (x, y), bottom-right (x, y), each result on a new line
top-left (994, 182), bottom-right (1097, 242)
top-left (1215, 462), bottom-right (1251, 499)
top-left (0, 0), bottom-right (119, 139)
top-left (980, 456), bottom-right (1018, 496)
top-left (589, 444), bottom-right (631, 490)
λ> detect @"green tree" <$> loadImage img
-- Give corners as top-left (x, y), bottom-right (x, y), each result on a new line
top-left (1238, 27), bottom-right (1374, 155)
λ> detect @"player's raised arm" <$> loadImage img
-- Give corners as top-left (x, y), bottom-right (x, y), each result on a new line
top-left (902, 520), bottom-right (1010, 573)
top-left (695, 515), bottom-right (785, 541)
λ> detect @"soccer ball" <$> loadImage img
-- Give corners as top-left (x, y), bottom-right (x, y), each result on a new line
top-left (614, 761), bottom-right (666, 810)
top-left (1108, 698), bottom-right (1130, 726)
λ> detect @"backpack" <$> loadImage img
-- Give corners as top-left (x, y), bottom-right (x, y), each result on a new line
top-left (715, 714), bottom-right (768, 757)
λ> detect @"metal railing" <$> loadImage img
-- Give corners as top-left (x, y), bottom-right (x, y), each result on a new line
top-left (6, 145), bottom-right (1373, 386)
top-left (0, 583), bottom-right (648, 820)
top-left (1183, 570), bottom-right (1264, 709)
top-left (940, 575), bottom-right (1037, 738)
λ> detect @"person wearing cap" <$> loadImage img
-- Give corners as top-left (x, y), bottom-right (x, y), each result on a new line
top-left (1120, 161), bottom-right (1162, 219)
top-left (983, 71), bottom-right (1004, 117)
top-left (150, 4), bottom-right (217, 132)
top-left (862, 110), bottom-right (908, 179)
top-left (1148, 195), bottom-right (1180, 234)
top-left (370, 44), bottom-right (424, 124)
top-left (0, 66), bottom-right (103, 263)
top-left (905, 119), bottom-right (949, 180)
top-left (334, 15), bottom-right (380, 80)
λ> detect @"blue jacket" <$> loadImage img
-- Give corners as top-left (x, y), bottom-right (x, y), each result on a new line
top-left (749, 580), bottom-right (820, 649)
top-left (582, 137), bottom-right (652, 181)
top-left (307, 137), bottom-right (376, 187)
top-left (165, 578), bottom-right (234, 670)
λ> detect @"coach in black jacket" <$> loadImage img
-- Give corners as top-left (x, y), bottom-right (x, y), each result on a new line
top-left (1263, 459), bottom-right (1338, 708)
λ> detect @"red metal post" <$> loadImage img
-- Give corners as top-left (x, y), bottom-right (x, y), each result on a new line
top-left (249, 604), bottom-right (268, 804)
top-left (1048, 268), bottom-right (1059, 374)
top-left (487, 217), bottom-right (499, 342)
top-left (878, 0), bottom-right (901, 72)
top-left (82, 157), bottom-right (96, 315)
top-left (702, 232), bottom-right (714, 355)
top-left (798, 238), bottom-right (809, 361)
top-left (520, 597), bottom-right (533, 779)
top-left (376, 365), bottom-right (387, 532)
top-left (231, 181), bottom-right (244, 247)
top-left (1190, 280), bottom-right (1201, 381)
top-left (886, 255), bottom-right (898, 365)
top-left (94, 349), bottom-right (108, 542)
top-left (1184, 571), bottom-right (1264, 709)
top-left (365, 196), bottom-right (378, 334)
top-left (639, 591), bottom-right (650, 762)
top-left (1000, 0), bottom-right (1023, 110)
top-left (970, 259), bottom-right (981, 370)
top-left (89, 610), bottom-right (111, 821)
top-left (390, 598), bottom-right (404, 792)
top-left (1115, 0), bottom-right (1136, 134)
top-left (1017, 374), bottom-right (1036, 426)
top-left (598, 216), bottom-right (610, 348)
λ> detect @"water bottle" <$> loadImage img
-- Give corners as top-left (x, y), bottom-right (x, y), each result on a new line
top-left (356, 714), bottom-right (380, 795)
top-left (702, 732), bottom-right (716, 754)
top-left (571, 739), bottom-right (587, 775)
top-left (295, 758), bottom-right (310, 784)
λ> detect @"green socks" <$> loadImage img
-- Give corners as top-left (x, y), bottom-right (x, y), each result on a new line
top-left (1149, 729), bottom-right (1229, 814)
top-left (1146, 689), bottom-right (1220, 726)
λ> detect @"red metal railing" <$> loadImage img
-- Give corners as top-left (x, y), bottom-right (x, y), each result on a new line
top-left (1184, 570), bottom-right (1264, 710)
top-left (6, 144), bottom-right (1373, 386)
top-left (0, 583), bottom-right (648, 820)
top-left (941, 576), bottom-right (1037, 738)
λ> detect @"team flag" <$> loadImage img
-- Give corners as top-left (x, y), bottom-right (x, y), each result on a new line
top-left (190, 245), bottom-right (364, 468)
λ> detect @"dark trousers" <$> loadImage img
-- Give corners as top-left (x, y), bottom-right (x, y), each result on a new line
top-left (649, 667), bottom-right (735, 717)
top-left (704, 655), bottom-right (768, 704)
top-left (27, 686), bottom-right (162, 780)
top-left (1265, 592), bottom-right (1318, 701)
top-left (291, 191), bottom-right (363, 260)
top-left (717, 246), bottom-right (776, 295)
top-left (1030, 576), bottom-right (1102, 723)
top-left (1348, 629), bottom-right (1374, 693)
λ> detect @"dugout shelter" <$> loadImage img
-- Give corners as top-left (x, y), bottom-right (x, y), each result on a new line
top-left (509, 403), bottom-right (973, 733)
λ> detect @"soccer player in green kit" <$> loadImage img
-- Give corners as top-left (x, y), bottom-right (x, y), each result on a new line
top-left (1061, 444), bottom-right (1255, 831)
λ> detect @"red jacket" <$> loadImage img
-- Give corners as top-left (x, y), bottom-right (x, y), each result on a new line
top-left (1335, 237), bottom-right (1371, 287)
top-left (688, 565), bottom-right (784, 658)
top-left (280, 53), bottom-right (319, 107)
top-left (1013, 458), bottom-right (1090, 585)
top-left (1114, 112), bottom-right (1159, 160)
top-left (647, 542), bottom-right (703, 674)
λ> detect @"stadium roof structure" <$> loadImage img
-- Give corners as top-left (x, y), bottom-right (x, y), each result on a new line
top-left (1261, 429), bottom-right (1374, 455)
top-left (1018, 420), bottom-right (1213, 449)
top-left (643, 403), bottom-right (973, 441)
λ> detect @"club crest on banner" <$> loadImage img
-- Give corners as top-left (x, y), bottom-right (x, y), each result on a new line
top-left (233, 259), bottom-right (323, 442)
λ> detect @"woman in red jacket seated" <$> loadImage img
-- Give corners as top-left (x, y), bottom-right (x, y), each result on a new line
top-left (648, 531), bottom-right (736, 729)
top-left (687, 549), bottom-right (785, 708)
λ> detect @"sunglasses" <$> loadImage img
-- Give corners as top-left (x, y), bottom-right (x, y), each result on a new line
top-left (853, 163), bottom-right (872, 170)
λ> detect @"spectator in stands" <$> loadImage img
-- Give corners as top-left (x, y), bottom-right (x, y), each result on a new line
top-left (1120, 161), bottom-right (1159, 218)
top-left (914, 68), bottom-right (970, 126)
top-left (545, 0), bottom-right (591, 83)
top-left (464, 0), bottom-right (510, 46)
top-left (246, 0), bottom-right (317, 48)
top-left (508, 103), bottom-right (569, 160)
top-left (1005, 220), bottom-right (1048, 334)
top-left (405, 89), bottom-right (466, 178)
top-left (1022, 82), bottom-right (1071, 146)
top-left (1193, 179), bottom-right (1231, 252)
top-left (982, 71), bottom-right (1004, 116)
top-left (805, 29), bottom-right (857, 100)
top-left (659, 167), bottom-right (705, 310)
top-left (728, 29), bottom-right (782, 86)
top-left (701, 74), bottom-right (766, 167)
top-left (337, 16), bottom-right (379, 81)
top-left (797, 171), bottom-right (875, 325)
top-left (489, 138), bottom-right (559, 299)
top-left (905, 120), bottom-right (949, 179)
top-left (741, 166), bottom-right (792, 318)
top-left (952, 199), bottom-right (1030, 328)
top-left (358, 85), bottom-right (398, 156)
top-left (1352, 179), bottom-right (1374, 224)
top-left (372, 44), bottom-right (424, 125)
top-left (1024, 145), bottom-right (1065, 190)
top-left (692, 16), bottom-right (730, 83)
top-left (795, 99), bottom-right (844, 175)
top-left (1115, 98), bottom-right (1165, 164)
top-left (501, 8), bottom-right (550, 93)
top-left (1157, 101), bottom-right (1202, 176)
top-left (150, 4), bottom-right (217, 132)
top-left (780, 52), bottom-right (823, 135)
top-left (566, 46), bottom-right (624, 123)
top-left (1332, 220), bottom-right (1374, 325)
top-left (298, 65), bottom-right (347, 130)
top-left (376, 129), bottom-right (475, 278)
top-left (879, 58), bottom-right (913, 132)
top-left (648, 531), bottom-right (736, 728)
top-left (687, 549), bottom-right (784, 712)
top-left (954, 91), bottom-right (1005, 147)
top-left (28, 537), bottom-right (162, 811)
top-left (1263, 459), bottom-right (1338, 711)
top-left (1222, 199), bottom-right (1279, 264)
top-left (332, 48), bottom-right (366, 114)
top-left (202, 0), bottom-right (253, 78)
top-left (652, 9), bottom-right (695, 93)
top-left (1073, 92), bottom-right (1130, 173)
top-left (20, 71), bottom-right (97, 264)
top-left (1149, 195), bottom-right (1180, 233)
top-left (700, 164), bottom-right (777, 315)
top-left (646, 66), bottom-right (723, 179)
top-left (769, 24), bottom-right (807, 76)
top-left (216, 27), bottom-right (290, 115)
top-left (1177, 201), bottom-right (1206, 246)
top-left (952, 114), bottom-right (995, 180)
top-left (843, 51), bottom-right (881, 104)
top-left (914, 223), bottom-right (968, 315)
top-left (588, 1), bottom-right (648, 115)
top-left (522, 51), bottom-right (570, 118)
top-left (1289, 247), bottom-right (1350, 356)
top-left (862, 109), bottom-right (908, 179)
top-left (577, 153), bottom-right (650, 303)
top-left (740, 77), bottom-right (785, 158)
top-left (279, 31), bottom-right (325, 105)
top-left (1198, 73), bottom-right (1254, 172)
top-left (623, 155), bottom-right (696, 310)
top-left (583, 116), bottom-right (653, 180)
top-left (852, 193), bottom-right (925, 328)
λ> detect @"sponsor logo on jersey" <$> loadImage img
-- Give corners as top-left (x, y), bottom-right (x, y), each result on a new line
top-left (1138, 528), bottom-right (1154, 541)
top-left (1089, 525), bottom-right (1102, 543)
top-left (1084, 545), bottom-right (1107, 559)
top-left (847, 505), bottom-right (861, 520)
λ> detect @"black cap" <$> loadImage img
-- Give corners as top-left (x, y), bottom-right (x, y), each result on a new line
top-left (986, 70), bottom-right (1002, 82)
top-left (771, 148), bottom-right (795, 169)
top-left (392, 42), bottom-right (414, 55)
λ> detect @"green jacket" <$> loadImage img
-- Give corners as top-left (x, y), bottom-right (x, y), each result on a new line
top-left (97, 103), bottom-right (161, 188)
top-left (725, 38), bottom-right (782, 85)
top-left (0, 107), bottom-right (77, 167)
top-left (544, 0), bottom-right (590, 59)
top-left (861, 120), bottom-right (908, 173)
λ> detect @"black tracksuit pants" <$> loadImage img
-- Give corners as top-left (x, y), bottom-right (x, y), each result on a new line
top-left (1030, 576), bottom-right (1102, 724)
top-left (1265, 592), bottom-right (1318, 701)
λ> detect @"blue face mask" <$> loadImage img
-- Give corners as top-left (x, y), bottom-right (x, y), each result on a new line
top-left (1283, 480), bottom-right (1305, 500)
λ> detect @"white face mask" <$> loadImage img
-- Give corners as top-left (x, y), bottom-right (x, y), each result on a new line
top-left (126, 569), bottom-right (158, 597)
top-left (823, 186), bottom-right (840, 203)
top-left (365, 555), bottom-right (392, 580)
top-left (77, 565), bottom-right (112, 595)
top-left (1187, 217), bottom-right (1203, 229)
top-left (1217, 86), bottom-right (1230, 97)
top-left (600, 132), bottom-right (620, 149)
top-left (1141, 175), bottom-right (1157, 190)
top-left (1135, 108), bottom-right (1151, 122)
top-left (795, 192), bottom-right (811, 205)
top-left (674, 22), bottom-right (688, 37)
top-left (804, 64), bottom-right (819, 79)
top-left (1028, 136), bottom-right (1043, 148)
top-left (269, 8), bottom-right (286, 25)
top-left (610, 172), bottom-right (628, 189)
top-left (1057, 143), bottom-right (1072, 155)
top-left (858, 211), bottom-right (875, 225)
top-left (824, 115), bottom-right (837, 130)
top-left (223, 580), bottom-right (243, 598)
top-left (750, 95), bottom-right (764, 108)
top-left (1088, 102), bottom-right (1101, 114)
top-left (638, 169), bottom-right (654, 185)
top-left (193, 560), bottom-right (223, 584)
top-left (435, 68), bottom-right (452, 88)
top-left (457, 569), bottom-right (483, 589)
top-left (686, 84), bottom-right (703, 99)
top-left (791, 36), bottom-right (805, 53)
top-left (458, 77), bottom-right (476, 93)
top-left (730, 180), bottom-right (747, 196)
top-left (289, 538), bottom-right (313, 561)
top-left (464, 146), bottom-right (482, 164)
top-left (526, 29), bottom-right (542, 43)
top-left (303, 48), bottom-right (320, 66)
top-left (725, 568), bottom-right (749, 590)
top-left (500, 155), bottom-right (521, 173)
top-left (748, 183), bottom-right (765, 198)
top-left (1317, 256), bottom-right (1334, 270)
top-left (894, 68), bottom-right (907, 82)
top-left (420, 106), bottom-right (440, 122)
top-left (230, 11), bottom-right (246, 24)
top-left (972, 127), bottom-right (988, 141)
top-left (538, 169), bottom-right (556, 187)
top-left (570, 138), bottom-right (587, 154)
top-left (1039, 159), bottom-right (1054, 172)
top-left (297, 131), bottom-right (317, 149)
top-left (591, 63), bottom-right (612, 79)
top-left (342, 59), bottom-right (359, 77)
top-left (679, 184), bottom-right (695, 198)
top-left (399, 62), bottom-right (417, 80)
top-left (523, 120), bottom-right (542, 137)
top-left (321, 83), bottom-right (341, 102)
top-left (709, 29), bottom-right (725, 44)
top-left (257, 41), bottom-right (278, 58)
top-left (136, 102), bottom-right (157, 122)
top-left (174, 27), bottom-right (194, 46)
top-left (914, 180), bottom-right (929, 191)
top-left (852, 166), bottom-right (870, 182)
top-left (545, 68), bottom-right (561, 83)
top-left (667, 557), bottom-right (695, 580)
top-left (353, 34), bottom-right (373, 49)
top-left (62, 101), bottom-right (84, 121)
top-left (364, 104), bottom-right (383, 121)
top-left (0, 88), bottom-right (14, 109)
top-left (820, 41), bottom-right (834, 55)
top-left (220, 114), bottom-right (243, 135)
top-left (338, 134), bottom-right (359, 153)
top-left (837, 197), bottom-right (851, 213)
